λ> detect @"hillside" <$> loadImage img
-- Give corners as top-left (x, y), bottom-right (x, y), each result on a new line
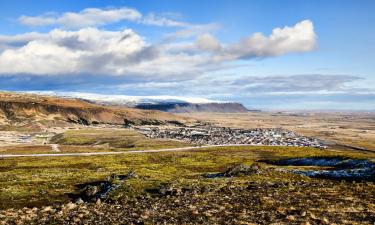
top-left (0, 92), bottom-right (190, 130)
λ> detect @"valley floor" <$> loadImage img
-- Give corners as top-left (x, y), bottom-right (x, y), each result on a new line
top-left (1, 112), bottom-right (375, 224)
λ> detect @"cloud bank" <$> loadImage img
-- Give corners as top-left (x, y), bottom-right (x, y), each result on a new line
top-left (0, 19), bottom-right (317, 79)
top-left (232, 74), bottom-right (361, 93)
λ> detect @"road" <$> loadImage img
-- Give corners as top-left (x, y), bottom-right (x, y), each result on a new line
top-left (0, 144), bottom-right (276, 158)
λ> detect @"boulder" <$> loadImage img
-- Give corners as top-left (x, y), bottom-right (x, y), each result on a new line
top-left (223, 164), bottom-right (261, 177)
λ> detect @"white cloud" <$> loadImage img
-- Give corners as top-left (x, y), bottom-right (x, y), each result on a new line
top-left (18, 7), bottom-right (191, 29)
top-left (142, 13), bottom-right (189, 27)
top-left (169, 23), bottom-right (221, 39)
top-left (222, 20), bottom-right (316, 60)
top-left (196, 33), bottom-right (221, 51)
top-left (0, 28), bottom-right (146, 75)
top-left (231, 74), bottom-right (362, 93)
top-left (0, 20), bottom-right (317, 80)
top-left (19, 7), bottom-right (142, 28)
top-left (0, 27), bottom-right (210, 77)
top-left (19, 15), bottom-right (56, 26)
top-left (0, 32), bottom-right (47, 50)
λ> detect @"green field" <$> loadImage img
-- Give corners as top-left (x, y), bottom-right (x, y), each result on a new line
top-left (50, 128), bottom-right (191, 149)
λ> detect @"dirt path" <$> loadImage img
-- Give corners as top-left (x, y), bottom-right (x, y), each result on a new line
top-left (0, 144), bottom-right (281, 158)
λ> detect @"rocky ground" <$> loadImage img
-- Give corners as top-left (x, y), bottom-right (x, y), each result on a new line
top-left (1, 165), bottom-right (374, 225)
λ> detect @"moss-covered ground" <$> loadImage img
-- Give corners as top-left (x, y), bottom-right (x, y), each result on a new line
top-left (1, 145), bottom-right (374, 211)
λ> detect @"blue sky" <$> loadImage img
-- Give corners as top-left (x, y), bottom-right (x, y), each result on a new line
top-left (0, 0), bottom-right (374, 110)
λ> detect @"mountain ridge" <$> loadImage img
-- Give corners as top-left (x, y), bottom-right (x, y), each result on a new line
top-left (21, 91), bottom-right (250, 113)
top-left (135, 102), bottom-right (249, 113)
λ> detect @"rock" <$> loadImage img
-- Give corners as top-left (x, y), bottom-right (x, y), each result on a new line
top-left (223, 164), bottom-right (261, 177)
top-left (96, 168), bottom-right (105, 172)
top-left (63, 202), bottom-right (76, 211)
top-left (192, 210), bottom-right (199, 215)
top-left (73, 217), bottom-right (81, 223)
top-left (75, 198), bottom-right (84, 204)
top-left (96, 198), bottom-right (101, 205)
top-left (107, 170), bottom-right (137, 182)
top-left (309, 213), bottom-right (317, 219)
top-left (322, 217), bottom-right (329, 224)
top-left (107, 173), bottom-right (118, 182)
top-left (41, 206), bottom-right (54, 213)
top-left (24, 208), bottom-right (33, 214)
top-left (203, 211), bottom-right (212, 217)
top-left (38, 189), bottom-right (47, 195)
top-left (156, 185), bottom-right (180, 196)
top-left (158, 186), bottom-right (167, 195)
top-left (123, 170), bottom-right (137, 179)
top-left (84, 185), bottom-right (99, 197)
top-left (286, 215), bottom-right (295, 221)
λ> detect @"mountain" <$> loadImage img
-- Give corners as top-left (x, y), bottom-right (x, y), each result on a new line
top-left (0, 92), bottom-right (190, 130)
top-left (136, 102), bottom-right (249, 113)
top-left (24, 91), bottom-right (250, 113)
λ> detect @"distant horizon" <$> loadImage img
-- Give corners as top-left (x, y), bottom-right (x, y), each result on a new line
top-left (2, 89), bottom-right (374, 112)
top-left (0, 0), bottom-right (374, 110)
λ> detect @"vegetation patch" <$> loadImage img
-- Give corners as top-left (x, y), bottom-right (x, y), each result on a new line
top-left (50, 128), bottom-right (191, 150)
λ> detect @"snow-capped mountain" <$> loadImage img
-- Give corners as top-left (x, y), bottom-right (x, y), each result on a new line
top-left (22, 91), bottom-right (249, 113)
top-left (24, 91), bottom-right (220, 105)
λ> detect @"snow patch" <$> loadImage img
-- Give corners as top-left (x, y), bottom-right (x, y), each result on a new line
top-left (22, 91), bottom-right (223, 105)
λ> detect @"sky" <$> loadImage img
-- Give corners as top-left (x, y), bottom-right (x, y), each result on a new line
top-left (0, 0), bottom-right (374, 110)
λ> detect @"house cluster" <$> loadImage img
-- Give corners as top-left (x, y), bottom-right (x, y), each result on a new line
top-left (136, 126), bottom-right (327, 148)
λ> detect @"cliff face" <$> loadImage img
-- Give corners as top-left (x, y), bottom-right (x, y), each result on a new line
top-left (0, 92), bottom-right (188, 128)
top-left (135, 102), bottom-right (249, 113)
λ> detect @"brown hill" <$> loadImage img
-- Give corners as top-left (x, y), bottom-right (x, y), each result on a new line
top-left (0, 92), bottom-right (190, 130)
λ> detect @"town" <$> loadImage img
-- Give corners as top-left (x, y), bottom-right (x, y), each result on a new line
top-left (135, 126), bottom-right (327, 148)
